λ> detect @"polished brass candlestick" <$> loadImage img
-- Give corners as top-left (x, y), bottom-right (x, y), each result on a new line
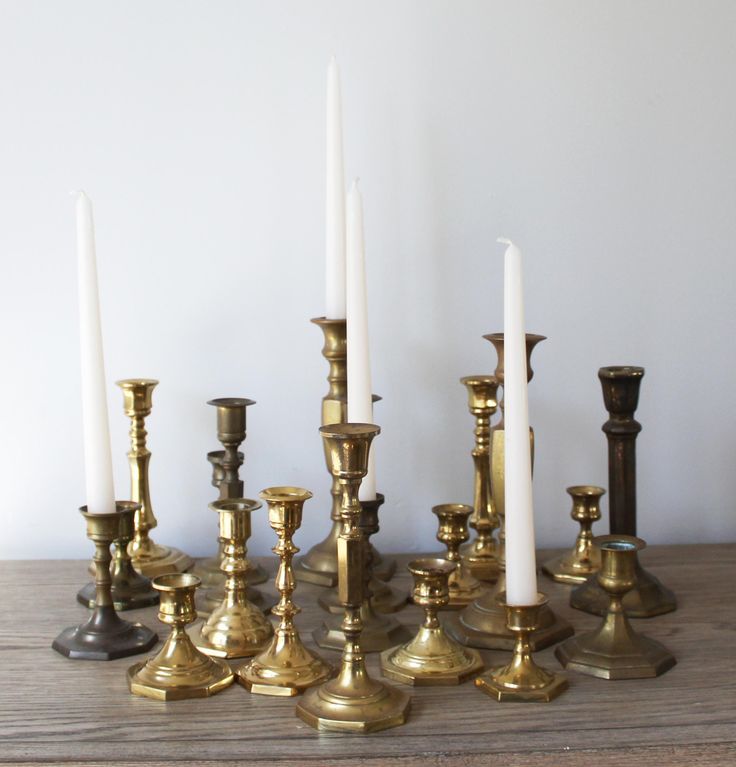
top-left (571, 367), bottom-right (676, 617)
top-left (238, 487), bottom-right (332, 696)
top-left (542, 486), bottom-right (604, 584)
top-left (475, 595), bottom-right (568, 702)
top-left (296, 423), bottom-right (410, 733)
top-left (53, 503), bottom-right (157, 660)
top-left (557, 536), bottom-right (676, 678)
top-left (381, 558), bottom-right (483, 685)
top-left (433, 504), bottom-right (484, 609)
top-left (189, 499), bottom-right (272, 658)
top-left (460, 375), bottom-right (500, 582)
top-left (127, 573), bottom-right (234, 700)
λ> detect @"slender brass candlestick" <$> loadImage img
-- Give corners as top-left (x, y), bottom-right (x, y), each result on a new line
top-left (296, 423), bottom-right (410, 733)
top-left (475, 595), bottom-right (568, 702)
top-left (542, 486), bottom-right (604, 584)
top-left (127, 573), bottom-right (234, 700)
top-left (433, 504), bottom-right (484, 609)
top-left (238, 487), bottom-right (332, 696)
top-left (381, 558), bottom-right (483, 685)
top-left (53, 503), bottom-right (157, 660)
top-left (557, 536), bottom-right (676, 678)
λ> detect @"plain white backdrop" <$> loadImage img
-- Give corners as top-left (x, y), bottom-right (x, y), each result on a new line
top-left (1, 1), bottom-right (734, 560)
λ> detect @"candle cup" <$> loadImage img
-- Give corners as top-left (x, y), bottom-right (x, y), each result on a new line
top-left (53, 504), bottom-right (158, 661)
top-left (542, 486), bottom-right (604, 585)
top-left (556, 536), bottom-right (676, 679)
top-left (475, 595), bottom-right (568, 702)
top-left (296, 424), bottom-right (410, 733)
top-left (381, 558), bottom-right (484, 686)
top-left (127, 573), bottom-right (234, 700)
top-left (238, 487), bottom-right (332, 696)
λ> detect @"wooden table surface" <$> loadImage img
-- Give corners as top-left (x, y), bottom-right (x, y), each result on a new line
top-left (1, 544), bottom-right (734, 766)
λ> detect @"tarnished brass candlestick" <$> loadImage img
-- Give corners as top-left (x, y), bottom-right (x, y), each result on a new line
top-left (542, 486), bottom-right (604, 585)
top-left (381, 558), bottom-right (483, 686)
top-left (295, 318), bottom-right (395, 587)
top-left (475, 595), bottom-right (568, 702)
top-left (460, 375), bottom-right (500, 582)
top-left (571, 367), bottom-right (676, 617)
top-left (238, 487), bottom-right (332, 696)
top-left (557, 536), bottom-right (676, 679)
top-left (53, 503), bottom-right (157, 661)
top-left (433, 504), bottom-right (484, 609)
top-left (127, 573), bottom-right (233, 700)
top-left (189, 499), bottom-right (273, 658)
top-left (296, 423), bottom-right (410, 733)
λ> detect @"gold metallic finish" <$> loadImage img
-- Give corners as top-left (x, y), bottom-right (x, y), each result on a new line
top-left (238, 487), bottom-right (332, 696)
top-left (433, 504), bottom-right (485, 609)
top-left (475, 596), bottom-right (568, 702)
top-left (189, 499), bottom-right (273, 659)
top-left (556, 536), bottom-right (676, 679)
top-left (53, 503), bottom-right (158, 661)
top-left (542, 486), bottom-right (604, 585)
top-left (128, 573), bottom-right (234, 700)
top-left (381, 558), bottom-right (483, 686)
top-left (296, 423), bottom-right (410, 733)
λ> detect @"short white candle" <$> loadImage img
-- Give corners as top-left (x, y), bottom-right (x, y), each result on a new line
top-left (76, 192), bottom-right (116, 514)
top-left (501, 238), bottom-right (538, 605)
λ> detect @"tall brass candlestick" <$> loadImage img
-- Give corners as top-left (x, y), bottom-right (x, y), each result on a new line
top-left (296, 424), bottom-right (410, 733)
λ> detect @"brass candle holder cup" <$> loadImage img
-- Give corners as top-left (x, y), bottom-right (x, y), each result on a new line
top-left (556, 536), bottom-right (676, 679)
top-left (189, 499), bottom-right (273, 658)
top-left (238, 487), bottom-right (332, 696)
top-left (542, 486), bottom-right (604, 585)
top-left (296, 423), bottom-right (410, 733)
top-left (381, 558), bottom-right (483, 686)
top-left (475, 595), bottom-right (568, 702)
top-left (127, 573), bottom-right (234, 700)
top-left (53, 503), bottom-right (157, 661)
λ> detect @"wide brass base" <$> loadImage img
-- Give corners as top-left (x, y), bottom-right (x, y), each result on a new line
top-left (189, 602), bottom-right (273, 659)
top-left (313, 610), bottom-right (412, 653)
top-left (202, 584), bottom-right (275, 615)
top-left (89, 542), bottom-right (194, 578)
top-left (127, 651), bottom-right (233, 700)
top-left (465, 555), bottom-right (499, 583)
top-left (77, 579), bottom-right (158, 612)
top-left (318, 581), bottom-right (408, 615)
top-left (238, 642), bottom-right (333, 696)
top-left (542, 550), bottom-right (599, 585)
top-left (475, 662), bottom-right (568, 702)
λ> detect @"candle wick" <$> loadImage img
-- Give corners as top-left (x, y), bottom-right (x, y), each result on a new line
top-left (497, 236), bottom-right (512, 247)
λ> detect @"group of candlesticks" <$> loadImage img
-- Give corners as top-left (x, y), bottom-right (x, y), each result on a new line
top-left (52, 321), bottom-right (678, 733)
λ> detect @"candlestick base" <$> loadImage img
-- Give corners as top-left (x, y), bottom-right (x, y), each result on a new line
top-left (313, 607), bottom-right (412, 653)
top-left (318, 579), bottom-right (408, 614)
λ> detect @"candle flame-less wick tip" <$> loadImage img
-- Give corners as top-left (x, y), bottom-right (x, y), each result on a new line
top-left (497, 237), bottom-right (512, 246)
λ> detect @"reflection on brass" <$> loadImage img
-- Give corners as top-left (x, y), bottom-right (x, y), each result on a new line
top-left (296, 423), bottom-right (410, 733)
top-left (475, 595), bottom-right (568, 702)
top-left (557, 536), bottom-right (676, 679)
top-left (53, 503), bottom-right (157, 661)
top-left (189, 499), bottom-right (272, 658)
top-left (433, 504), bottom-right (484, 609)
top-left (238, 487), bottom-right (332, 696)
top-left (128, 573), bottom-right (233, 700)
top-left (542, 486), bottom-right (604, 585)
top-left (381, 558), bottom-right (483, 686)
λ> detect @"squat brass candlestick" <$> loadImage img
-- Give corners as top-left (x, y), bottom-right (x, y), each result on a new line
top-left (238, 487), bottom-right (332, 696)
top-left (189, 499), bottom-right (273, 658)
top-left (296, 423), bottom-right (410, 733)
top-left (433, 504), bottom-right (484, 609)
top-left (475, 595), bottom-right (568, 702)
top-left (381, 558), bottom-right (483, 685)
top-left (542, 486), bottom-right (604, 584)
top-left (127, 573), bottom-right (234, 700)
top-left (460, 375), bottom-right (500, 582)
top-left (557, 536), bottom-right (676, 679)
top-left (53, 503), bottom-right (157, 661)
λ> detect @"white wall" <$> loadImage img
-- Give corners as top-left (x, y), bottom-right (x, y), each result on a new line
top-left (1, 1), bottom-right (734, 560)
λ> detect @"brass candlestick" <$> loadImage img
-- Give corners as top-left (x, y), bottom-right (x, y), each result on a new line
top-left (571, 367), bottom-right (676, 617)
top-left (475, 595), bottom-right (568, 702)
top-left (238, 487), bottom-right (332, 696)
top-left (433, 504), bottom-right (484, 609)
top-left (127, 573), bottom-right (234, 700)
top-left (53, 503), bottom-right (157, 661)
top-left (296, 423), bottom-right (410, 733)
top-left (189, 499), bottom-right (273, 658)
top-left (557, 536), bottom-right (676, 679)
top-left (295, 318), bottom-right (395, 586)
top-left (542, 486), bottom-right (604, 584)
top-left (381, 558), bottom-right (483, 685)
top-left (460, 375), bottom-right (500, 582)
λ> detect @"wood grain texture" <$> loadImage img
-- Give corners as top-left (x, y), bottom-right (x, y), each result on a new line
top-left (0, 544), bottom-right (734, 766)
